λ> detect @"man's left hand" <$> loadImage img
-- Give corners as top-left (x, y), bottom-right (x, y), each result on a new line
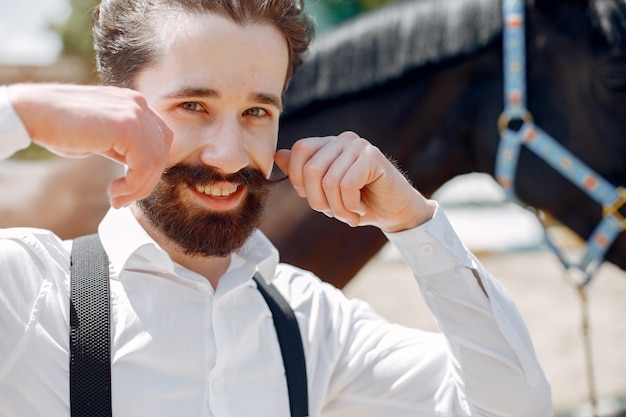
top-left (274, 131), bottom-right (437, 233)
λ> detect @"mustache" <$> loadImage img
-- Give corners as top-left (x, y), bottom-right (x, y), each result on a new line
top-left (163, 164), bottom-right (288, 191)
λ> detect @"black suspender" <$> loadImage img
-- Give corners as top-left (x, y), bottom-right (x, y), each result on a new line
top-left (70, 235), bottom-right (113, 417)
top-left (70, 234), bottom-right (309, 417)
top-left (253, 276), bottom-right (309, 417)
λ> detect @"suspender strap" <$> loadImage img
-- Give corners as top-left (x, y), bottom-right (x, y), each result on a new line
top-left (253, 276), bottom-right (309, 417)
top-left (69, 234), bottom-right (113, 417)
top-left (69, 234), bottom-right (309, 417)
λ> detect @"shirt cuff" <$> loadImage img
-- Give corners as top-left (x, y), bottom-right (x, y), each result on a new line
top-left (384, 202), bottom-right (478, 276)
top-left (0, 85), bottom-right (32, 160)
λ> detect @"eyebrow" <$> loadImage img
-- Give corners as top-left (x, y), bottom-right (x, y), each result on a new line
top-left (162, 87), bottom-right (219, 100)
top-left (253, 92), bottom-right (283, 112)
top-left (162, 86), bottom-right (283, 111)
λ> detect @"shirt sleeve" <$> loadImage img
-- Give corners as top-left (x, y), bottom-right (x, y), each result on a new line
top-left (380, 202), bottom-right (553, 416)
top-left (0, 85), bottom-right (32, 160)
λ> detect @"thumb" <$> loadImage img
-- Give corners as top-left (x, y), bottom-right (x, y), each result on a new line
top-left (274, 149), bottom-right (291, 174)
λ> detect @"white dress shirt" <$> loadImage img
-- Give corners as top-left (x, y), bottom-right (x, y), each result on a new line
top-left (0, 85), bottom-right (552, 416)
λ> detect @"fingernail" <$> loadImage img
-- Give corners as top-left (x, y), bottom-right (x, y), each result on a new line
top-left (294, 186), bottom-right (306, 197)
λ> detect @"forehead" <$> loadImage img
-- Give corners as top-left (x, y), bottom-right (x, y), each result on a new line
top-left (137, 10), bottom-right (289, 99)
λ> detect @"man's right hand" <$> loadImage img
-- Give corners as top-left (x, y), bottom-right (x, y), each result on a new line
top-left (7, 83), bottom-right (173, 208)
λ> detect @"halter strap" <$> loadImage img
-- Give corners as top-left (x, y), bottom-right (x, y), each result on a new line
top-left (496, 0), bottom-right (626, 285)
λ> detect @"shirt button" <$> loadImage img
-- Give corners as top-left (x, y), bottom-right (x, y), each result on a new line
top-left (420, 243), bottom-right (434, 257)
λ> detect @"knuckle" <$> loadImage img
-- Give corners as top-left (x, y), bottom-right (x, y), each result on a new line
top-left (291, 139), bottom-right (312, 154)
top-left (351, 138), bottom-right (373, 153)
top-left (125, 88), bottom-right (148, 105)
top-left (363, 142), bottom-right (381, 156)
top-left (340, 178), bottom-right (358, 192)
top-left (334, 132), bottom-right (372, 151)
top-left (116, 113), bottom-right (142, 133)
top-left (302, 161), bottom-right (323, 178)
top-left (338, 131), bottom-right (359, 140)
top-left (321, 176), bottom-right (340, 191)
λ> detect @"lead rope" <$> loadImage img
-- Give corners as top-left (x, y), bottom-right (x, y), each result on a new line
top-left (542, 215), bottom-right (599, 417)
top-left (577, 285), bottom-right (598, 417)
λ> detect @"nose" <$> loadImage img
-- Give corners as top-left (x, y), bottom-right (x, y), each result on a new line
top-left (198, 117), bottom-right (250, 174)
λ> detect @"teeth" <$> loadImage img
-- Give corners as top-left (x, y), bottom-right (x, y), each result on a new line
top-left (195, 184), bottom-right (238, 197)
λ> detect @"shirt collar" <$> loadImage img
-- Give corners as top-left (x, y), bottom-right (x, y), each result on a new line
top-left (97, 207), bottom-right (279, 284)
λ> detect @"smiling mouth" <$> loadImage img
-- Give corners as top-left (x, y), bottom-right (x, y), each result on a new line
top-left (194, 183), bottom-right (239, 197)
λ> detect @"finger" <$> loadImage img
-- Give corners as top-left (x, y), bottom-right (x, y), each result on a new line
top-left (107, 171), bottom-right (145, 208)
top-left (107, 164), bottom-right (160, 208)
top-left (319, 149), bottom-right (362, 221)
top-left (274, 149), bottom-right (291, 175)
top-left (299, 141), bottom-right (345, 213)
top-left (339, 156), bottom-right (372, 217)
top-left (148, 107), bottom-right (174, 149)
top-left (101, 149), bottom-right (127, 165)
top-left (285, 137), bottom-right (329, 193)
top-left (108, 176), bottom-right (133, 208)
top-left (107, 146), bottom-right (164, 207)
top-left (136, 111), bottom-right (171, 171)
top-left (323, 134), bottom-right (370, 214)
top-left (102, 149), bottom-right (159, 208)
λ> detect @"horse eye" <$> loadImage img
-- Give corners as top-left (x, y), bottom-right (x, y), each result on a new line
top-left (600, 63), bottom-right (626, 92)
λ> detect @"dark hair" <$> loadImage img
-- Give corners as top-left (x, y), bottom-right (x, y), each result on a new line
top-left (92, 0), bottom-right (315, 91)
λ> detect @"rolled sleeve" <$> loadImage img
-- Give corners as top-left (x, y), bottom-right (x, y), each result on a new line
top-left (0, 86), bottom-right (31, 160)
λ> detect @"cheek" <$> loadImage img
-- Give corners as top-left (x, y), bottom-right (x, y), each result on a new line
top-left (163, 122), bottom-right (202, 164)
top-left (164, 135), bottom-right (186, 167)
top-left (249, 136), bottom-right (278, 178)
top-left (259, 144), bottom-right (278, 178)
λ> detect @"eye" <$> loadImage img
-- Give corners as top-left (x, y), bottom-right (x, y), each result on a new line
top-left (245, 107), bottom-right (268, 117)
top-left (601, 69), bottom-right (626, 91)
top-left (180, 102), bottom-right (204, 112)
top-left (600, 60), bottom-right (626, 92)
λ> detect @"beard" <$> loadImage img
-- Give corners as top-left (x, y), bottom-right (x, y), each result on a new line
top-left (136, 164), bottom-right (277, 258)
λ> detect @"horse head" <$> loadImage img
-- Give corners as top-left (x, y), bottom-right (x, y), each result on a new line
top-left (488, 0), bottom-right (626, 273)
top-left (263, 0), bottom-right (626, 287)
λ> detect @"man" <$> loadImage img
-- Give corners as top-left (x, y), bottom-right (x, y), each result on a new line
top-left (0, 0), bottom-right (552, 416)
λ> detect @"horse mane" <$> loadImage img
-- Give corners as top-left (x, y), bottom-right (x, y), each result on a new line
top-left (590, 0), bottom-right (626, 50)
top-left (284, 0), bottom-right (502, 112)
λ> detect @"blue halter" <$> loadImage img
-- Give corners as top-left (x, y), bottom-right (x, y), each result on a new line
top-left (495, 0), bottom-right (626, 286)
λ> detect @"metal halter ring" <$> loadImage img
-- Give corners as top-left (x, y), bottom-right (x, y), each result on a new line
top-left (497, 110), bottom-right (533, 134)
top-left (602, 187), bottom-right (626, 231)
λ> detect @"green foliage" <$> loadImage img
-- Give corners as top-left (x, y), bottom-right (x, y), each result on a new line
top-left (308, 0), bottom-right (400, 32)
top-left (11, 144), bottom-right (56, 161)
top-left (52, 0), bottom-right (100, 63)
top-left (325, 0), bottom-right (399, 16)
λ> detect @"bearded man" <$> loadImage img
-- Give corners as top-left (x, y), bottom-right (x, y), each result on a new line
top-left (0, 0), bottom-right (551, 416)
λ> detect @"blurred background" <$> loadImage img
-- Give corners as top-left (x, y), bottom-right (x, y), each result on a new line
top-left (1, 1), bottom-right (625, 416)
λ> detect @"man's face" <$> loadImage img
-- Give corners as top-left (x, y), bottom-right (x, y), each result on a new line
top-left (133, 11), bottom-right (290, 257)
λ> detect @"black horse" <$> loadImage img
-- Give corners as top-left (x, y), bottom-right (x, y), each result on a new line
top-left (260, 0), bottom-right (626, 288)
